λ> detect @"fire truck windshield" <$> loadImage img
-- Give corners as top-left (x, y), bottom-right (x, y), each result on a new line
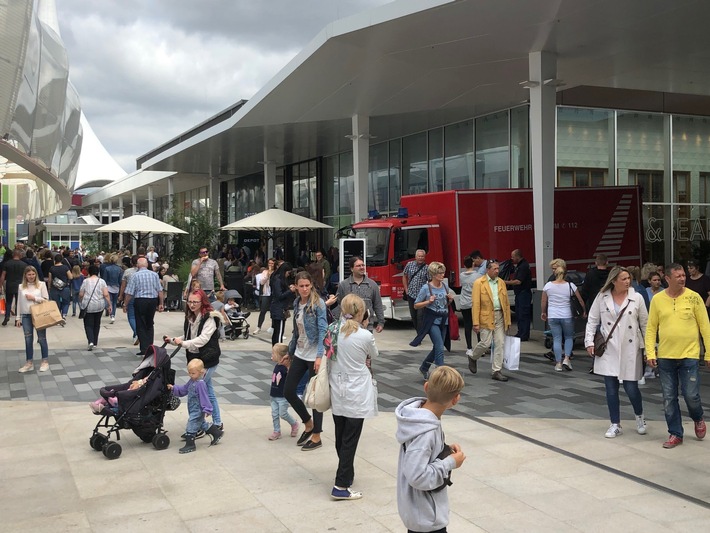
top-left (354, 227), bottom-right (389, 267)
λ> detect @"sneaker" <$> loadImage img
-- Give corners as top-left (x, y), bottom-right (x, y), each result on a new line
top-left (133, 337), bottom-right (140, 346)
top-left (253, 328), bottom-right (260, 335)
top-left (605, 423), bottom-right (622, 438)
top-left (562, 359), bottom-right (573, 371)
top-left (695, 419), bottom-right (706, 440)
top-left (555, 363), bottom-right (563, 372)
top-left (290, 422), bottom-right (300, 437)
top-left (88, 343), bottom-right (94, 351)
top-left (643, 368), bottom-right (655, 379)
top-left (638, 377), bottom-right (646, 385)
top-left (301, 439), bottom-right (322, 451)
top-left (467, 357), bottom-right (477, 374)
top-left (267, 327), bottom-right (274, 334)
top-left (331, 486), bottom-right (362, 500)
top-left (635, 415), bottom-right (647, 435)
top-left (268, 431), bottom-right (281, 441)
top-left (110, 317), bottom-right (115, 324)
top-left (39, 361), bottom-right (49, 372)
top-left (662, 434), bottom-right (683, 449)
top-left (465, 348), bottom-right (473, 357)
top-left (19, 362), bottom-right (33, 373)
top-left (419, 367), bottom-right (429, 381)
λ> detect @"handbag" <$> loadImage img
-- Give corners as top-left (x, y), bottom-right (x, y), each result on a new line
top-left (592, 301), bottom-right (630, 357)
top-left (79, 279), bottom-right (99, 319)
top-left (52, 277), bottom-right (66, 289)
top-left (569, 283), bottom-right (584, 318)
top-left (448, 305), bottom-right (460, 341)
top-left (503, 335), bottom-right (521, 370)
top-left (30, 300), bottom-right (63, 330)
top-left (303, 356), bottom-right (331, 412)
top-left (323, 319), bottom-right (341, 359)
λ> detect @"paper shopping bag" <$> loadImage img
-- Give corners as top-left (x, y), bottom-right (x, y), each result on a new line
top-left (503, 335), bottom-right (521, 371)
top-left (30, 300), bottom-right (63, 330)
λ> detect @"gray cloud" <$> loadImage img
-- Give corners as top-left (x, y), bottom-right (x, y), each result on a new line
top-left (55, 0), bottom-right (392, 173)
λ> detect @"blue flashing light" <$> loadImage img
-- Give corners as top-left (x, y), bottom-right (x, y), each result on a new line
top-left (368, 209), bottom-right (380, 219)
top-left (397, 207), bottom-right (408, 218)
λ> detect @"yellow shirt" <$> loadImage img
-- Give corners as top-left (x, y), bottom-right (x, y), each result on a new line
top-left (644, 288), bottom-right (710, 359)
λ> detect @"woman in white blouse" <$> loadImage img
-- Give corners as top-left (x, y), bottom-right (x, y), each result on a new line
top-left (16, 266), bottom-right (50, 373)
top-left (327, 293), bottom-right (378, 500)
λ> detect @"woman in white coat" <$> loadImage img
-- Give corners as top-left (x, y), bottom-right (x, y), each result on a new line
top-left (585, 266), bottom-right (648, 439)
top-left (328, 293), bottom-right (378, 501)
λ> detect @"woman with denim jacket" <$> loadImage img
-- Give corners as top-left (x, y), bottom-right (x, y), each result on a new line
top-left (284, 271), bottom-right (328, 451)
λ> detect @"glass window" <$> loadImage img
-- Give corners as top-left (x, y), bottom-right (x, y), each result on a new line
top-left (323, 156), bottom-right (338, 216)
top-left (339, 152), bottom-right (354, 215)
top-left (617, 111), bottom-right (664, 198)
top-left (428, 128), bottom-right (444, 192)
top-left (557, 107), bottom-right (612, 185)
top-left (475, 111), bottom-right (509, 188)
top-left (510, 106), bottom-right (529, 188)
top-left (275, 167), bottom-right (285, 209)
top-left (369, 142), bottom-right (389, 213)
top-left (557, 167), bottom-right (608, 187)
top-left (402, 132), bottom-right (428, 195)
top-left (444, 119), bottom-right (473, 190)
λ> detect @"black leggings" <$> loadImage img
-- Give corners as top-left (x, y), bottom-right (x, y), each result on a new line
top-left (271, 319), bottom-right (286, 345)
top-left (284, 356), bottom-right (322, 434)
top-left (83, 311), bottom-right (103, 345)
top-left (258, 296), bottom-right (271, 328)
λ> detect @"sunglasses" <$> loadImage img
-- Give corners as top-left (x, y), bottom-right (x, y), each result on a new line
top-left (199, 251), bottom-right (208, 255)
top-left (187, 300), bottom-right (202, 305)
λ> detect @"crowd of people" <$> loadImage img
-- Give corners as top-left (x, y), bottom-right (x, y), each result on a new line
top-left (7, 237), bottom-right (710, 533)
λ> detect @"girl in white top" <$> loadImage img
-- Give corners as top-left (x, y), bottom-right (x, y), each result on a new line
top-left (328, 294), bottom-right (378, 500)
top-left (541, 258), bottom-right (586, 372)
top-left (16, 266), bottom-right (50, 373)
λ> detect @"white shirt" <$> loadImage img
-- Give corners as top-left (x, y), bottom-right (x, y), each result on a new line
top-left (543, 281), bottom-right (578, 319)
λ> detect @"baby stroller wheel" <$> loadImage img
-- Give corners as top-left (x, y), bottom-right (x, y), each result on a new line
top-left (90, 433), bottom-right (108, 452)
top-left (152, 433), bottom-right (170, 450)
top-left (243, 330), bottom-right (249, 339)
top-left (544, 337), bottom-right (553, 349)
top-left (102, 441), bottom-right (122, 460)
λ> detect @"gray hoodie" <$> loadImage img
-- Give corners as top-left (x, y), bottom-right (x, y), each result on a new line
top-left (395, 397), bottom-right (457, 532)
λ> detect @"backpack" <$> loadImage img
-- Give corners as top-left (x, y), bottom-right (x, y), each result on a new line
top-left (323, 319), bottom-right (341, 360)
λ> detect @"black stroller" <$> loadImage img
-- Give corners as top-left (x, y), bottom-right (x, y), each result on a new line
top-left (89, 343), bottom-right (181, 459)
top-left (223, 289), bottom-right (250, 340)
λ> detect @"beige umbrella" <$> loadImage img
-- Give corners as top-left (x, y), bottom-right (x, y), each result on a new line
top-left (221, 208), bottom-right (332, 233)
top-left (96, 214), bottom-right (188, 241)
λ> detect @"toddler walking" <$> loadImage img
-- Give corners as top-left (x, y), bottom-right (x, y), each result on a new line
top-left (168, 358), bottom-right (224, 453)
top-left (269, 343), bottom-right (299, 440)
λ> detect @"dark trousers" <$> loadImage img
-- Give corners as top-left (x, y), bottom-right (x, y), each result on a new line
top-left (133, 297), bottom-right (158, 353)
top-left (83, 311), bottom-right (103, 345)
top-left (271, 318), bottom-right (286, 345)
top-left (258, 295), bottom-right (271, 328)
top-left (408, 296), bottom-right (423, 333)
top-left (284, 356), bottom-right (322, 433)
top-left (514, 289), bottom-right (532, 340)
top-left (461, 307), bottom-right (473, 349)
top-left (4, 290), bottom-right (17, 321)
top-left (332, 414), bottom-right (364, 487)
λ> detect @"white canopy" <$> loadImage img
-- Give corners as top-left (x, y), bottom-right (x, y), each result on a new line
top-left (221, 208), bottom-right (332, 232)
top-left (96, 215), bottom-right (188, 235)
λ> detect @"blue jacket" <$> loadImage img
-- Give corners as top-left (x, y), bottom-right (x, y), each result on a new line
top-left (269, 275), bottom-right (293, 320)
top-left (290, 296), bottom-right (328, 358)
top-left (102, 263), bottom-right (124, 289)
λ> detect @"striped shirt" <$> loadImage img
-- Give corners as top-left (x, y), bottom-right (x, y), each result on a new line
top-left (125, 268), bottom-right (162, 298)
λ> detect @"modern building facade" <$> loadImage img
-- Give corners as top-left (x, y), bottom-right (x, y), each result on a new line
top-left (0, 0), bottom-right (82, 244)
top-left (81, 0), bottom-right (710, 281)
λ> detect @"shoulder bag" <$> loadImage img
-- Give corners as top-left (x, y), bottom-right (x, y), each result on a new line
top-left (569, 283), bottom-right (584, 318)
top-left (303, 356), bottom-right (331, 412)
top-left (593, 301), bottom-right (630, 357)
top-left (79, 279), bottom-right (99, 319)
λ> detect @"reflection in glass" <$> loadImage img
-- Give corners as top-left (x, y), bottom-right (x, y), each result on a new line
top-left (369, 142), bottom-right (389, 213)
top-left (402, 132), bottom-right (428, 195)
top-left (510, 106), bottom-right (529, 188)
top-left (428, 128), bottom-right (444, 192)
top-left (444, 120), bottom-right (473, 190)
top-left (475, 111), bottom-right (509, 188)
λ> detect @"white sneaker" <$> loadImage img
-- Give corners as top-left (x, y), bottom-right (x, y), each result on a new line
top-left (110, 317), bottom-right (115, 324)
top-left (605, 423), bottom-right (622, 438)
top-left (267, 327), bottom-right (274, 334)
top-left (643, 368), bottom-right (655, 379)
top-left (638, 376), bottom-right (646, 385)
top-left (88, 343), bottom-right (94, 351)
top-left (465, 348), bottom-right (473, 357)
top-left (635, 415), bottom-right (647, 435)
top-left (253, 328), bottom-right (260, 335)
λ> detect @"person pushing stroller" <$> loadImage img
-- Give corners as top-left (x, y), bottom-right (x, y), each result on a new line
top-left (168, 358), bottom-right (223, 454)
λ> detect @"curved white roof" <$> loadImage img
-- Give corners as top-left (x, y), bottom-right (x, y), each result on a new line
top-left (74, 112), bottom-right (126, 190)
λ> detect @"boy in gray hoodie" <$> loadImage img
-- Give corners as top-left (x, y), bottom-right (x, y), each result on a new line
top-left (396, 366), bottom-right (466, 533)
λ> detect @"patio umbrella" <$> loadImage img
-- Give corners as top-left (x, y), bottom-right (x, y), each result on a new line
top-left (96, 214), bottom-right (188, 242)
top-left (220, 208), bottom-right (332, 233)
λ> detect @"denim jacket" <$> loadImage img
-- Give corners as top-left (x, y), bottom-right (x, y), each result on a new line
top-left (290, 296), bottom-right (328, 358)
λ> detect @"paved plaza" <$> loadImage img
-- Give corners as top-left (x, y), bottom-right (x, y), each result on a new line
top-left (1, 310), bottom-right (710, 531)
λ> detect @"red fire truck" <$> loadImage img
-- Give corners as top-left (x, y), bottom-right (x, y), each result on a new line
top-left (350, 187), bottom-right (643, 320)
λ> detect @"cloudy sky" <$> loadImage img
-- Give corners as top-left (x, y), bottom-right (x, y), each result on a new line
top-left (55, 0), bottom-right (392, 174)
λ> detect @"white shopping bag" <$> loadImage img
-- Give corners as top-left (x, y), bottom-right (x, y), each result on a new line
top-left (503, 336), bottom-right (520, 371)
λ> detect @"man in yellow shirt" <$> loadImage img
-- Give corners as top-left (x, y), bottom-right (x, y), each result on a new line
top-left (645, 263), bottom-right (710, 449)
top-left (469, 261), bottom-right (512, 382)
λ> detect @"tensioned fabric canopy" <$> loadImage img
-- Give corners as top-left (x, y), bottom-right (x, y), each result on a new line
top-left (221, 208), bottom-right (332, 232)
top-left (96, 214), bottom-right (188, 235)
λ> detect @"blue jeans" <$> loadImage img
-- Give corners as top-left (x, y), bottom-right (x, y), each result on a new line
top-left (186, 389), bottom-right (211, 434)
top-left (127, 299), bottom-right (137, 337)
top-left (657, 358), bottom-right (704, 438)
top-left (515, 289), bottom-right (532, 340)
top-left (603, 375), bottom-right (643, 424)
top-left (204, 365), bottom-right (222, 426)
top-left (108, 292), bottom-right (118, 318)
top-left (50, 286), bottom-right (71, 317)
top-left (420, 321), bottom-right (446, 372)
top-left (548, 317), bottom-right (575, 362)
top-left (271, 397), bottom-right (297, 432)
top-left (71, 287), bottom-right (81, 315)
top-left (22, 314), bottom-right (48, 361)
